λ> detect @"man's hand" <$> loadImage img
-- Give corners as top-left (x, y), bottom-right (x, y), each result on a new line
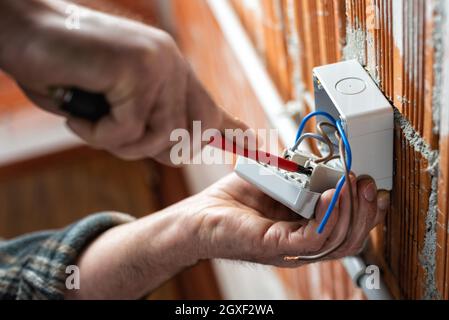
top-left (66, 173), bottom-right (389, 299)
top-left (193, 174), bottom-right (389, 266)
top-left (0, 0), bottom-right (247, 164)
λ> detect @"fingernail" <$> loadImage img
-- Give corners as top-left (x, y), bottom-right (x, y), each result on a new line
top-left (377, 192), bottom-right (390, 211)
top-left (350, 173), bottom-right (357, 184)
top-left (363, 181), bottom-right (377, 202)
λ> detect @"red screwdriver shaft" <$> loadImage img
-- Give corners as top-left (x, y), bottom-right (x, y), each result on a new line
top-left (208, 133), bottom-right (311, 175)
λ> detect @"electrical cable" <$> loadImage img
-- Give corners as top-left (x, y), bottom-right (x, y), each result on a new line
top-left (284, 135), bottom-right (354, 261)
top-left (293, 111), bottom-right (352, 234)
top-left (316, 120), bottom-right (352, 234)
top-left (282, 111), bottom-right (354, 261)
top-left (315, 122), bottom-right (339, 164)
top-left (293, 122), bottom-right (339, 163)
top-left (294, 111), bottom-right (338, 146)
top-left (293, 132), bottom-right (333, 163)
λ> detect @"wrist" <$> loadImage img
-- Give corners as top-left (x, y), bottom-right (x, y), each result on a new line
top-left (0, 0), bottom-right (60, 69)
top-left (136, 202), bottom-right (204, 275)
top-left (0, 1), bottom-right (41, 68)
top-left (66, 202), bottom-right (203, 299)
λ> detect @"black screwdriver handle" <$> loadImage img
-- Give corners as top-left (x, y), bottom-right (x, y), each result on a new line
top-left (56, 88), bottom-right (111, 122)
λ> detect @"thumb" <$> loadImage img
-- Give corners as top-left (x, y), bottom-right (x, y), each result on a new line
top-left (19, 85), bottom-right (65, 116)
top-left (374, 190), bottom-right (390, 226)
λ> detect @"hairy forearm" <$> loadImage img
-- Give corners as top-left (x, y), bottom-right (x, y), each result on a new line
top-left (0, 0), bottom-right (67, 69)
top-left (0, 1), bottom-right (33, 31)
top-left (65, 202), bottom-right (204, 300)
top-left (0, 1), bottom-right (42, 68)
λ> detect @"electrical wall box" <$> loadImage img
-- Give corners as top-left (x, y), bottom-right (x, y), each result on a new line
top-left (313, 59), bottom-right (393, 190)
top-left (235, 60), bottom-right (393, 219)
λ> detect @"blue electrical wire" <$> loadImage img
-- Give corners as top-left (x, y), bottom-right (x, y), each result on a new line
top-left (336, 120), bottom-right (352, 169)
top-left (294, 111), bottom-right (337, 143)
top-left (294, 112), bottom-right (352, 234)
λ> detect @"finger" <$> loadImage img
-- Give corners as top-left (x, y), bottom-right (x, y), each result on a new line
top-left (207, 174), bottom-right (303, 222)
top-left (337, 177), bottom-right (378, 255)
top-left (66, 107), bottom-right (145, 150)
top-left (215, 174), bottom-right (302, 221)
top-left (349, 172), bottom-right (359, 211)
top-left (282, 189), bottom-right (341, 255)
top-left (374, 190), bottom-right (390, 227)
top-left (315, 175), bottom-right (356, 255)
top-left (19, 86), bottom-right (65, 116)
top-left (262, 220), bottom-right (309, 251)
top-left (355, 178), bottom-right (379, 241)
top-left (114, 82), bottom-right (189, 160)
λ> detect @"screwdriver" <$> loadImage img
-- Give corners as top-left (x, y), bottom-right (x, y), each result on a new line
top-left (54, 87), bottom-right (312, 175)
top-left (208, 133), bottom-right (312, 175)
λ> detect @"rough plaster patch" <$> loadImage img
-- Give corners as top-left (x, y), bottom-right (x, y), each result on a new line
top-left (366, 32), bottom-right (381, 84)
top-left (420, 175), bottom-right (441, 300)
top-left (396, 95), bottom-right (410, 105)
top-left (394, 109), bottom-right (439, 163)
top-left (431, 0), bottom-right (446, 134)
top-left (343, 27), bottom-right (366, 66)
top-left (394, 109), bottom-right (441, 299)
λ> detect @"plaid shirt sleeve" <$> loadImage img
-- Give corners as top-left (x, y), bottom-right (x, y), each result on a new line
top-left (0, 212), bottom-right (135, 300)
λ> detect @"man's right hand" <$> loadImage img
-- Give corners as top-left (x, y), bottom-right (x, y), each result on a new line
top-left (0, 0), bottom-right (248, 164)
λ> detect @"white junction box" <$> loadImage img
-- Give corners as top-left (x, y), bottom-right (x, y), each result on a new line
top-left (235, 60), bottom-right (393, 219)
top-left (313, 59), bottom-right (393, 190)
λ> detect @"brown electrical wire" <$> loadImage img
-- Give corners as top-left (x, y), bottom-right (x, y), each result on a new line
top-left (315, 122), bottom-right (340, 164)
top-left (293, 133), bottom-right (333, 163)
top-left (292, 122), bottom-right (339, 163)
top-left (284, 135), bottom-right (354, 262)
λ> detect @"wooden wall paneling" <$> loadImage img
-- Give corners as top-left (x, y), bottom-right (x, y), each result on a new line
top-left (0, 148), bottom-right (157, 237)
